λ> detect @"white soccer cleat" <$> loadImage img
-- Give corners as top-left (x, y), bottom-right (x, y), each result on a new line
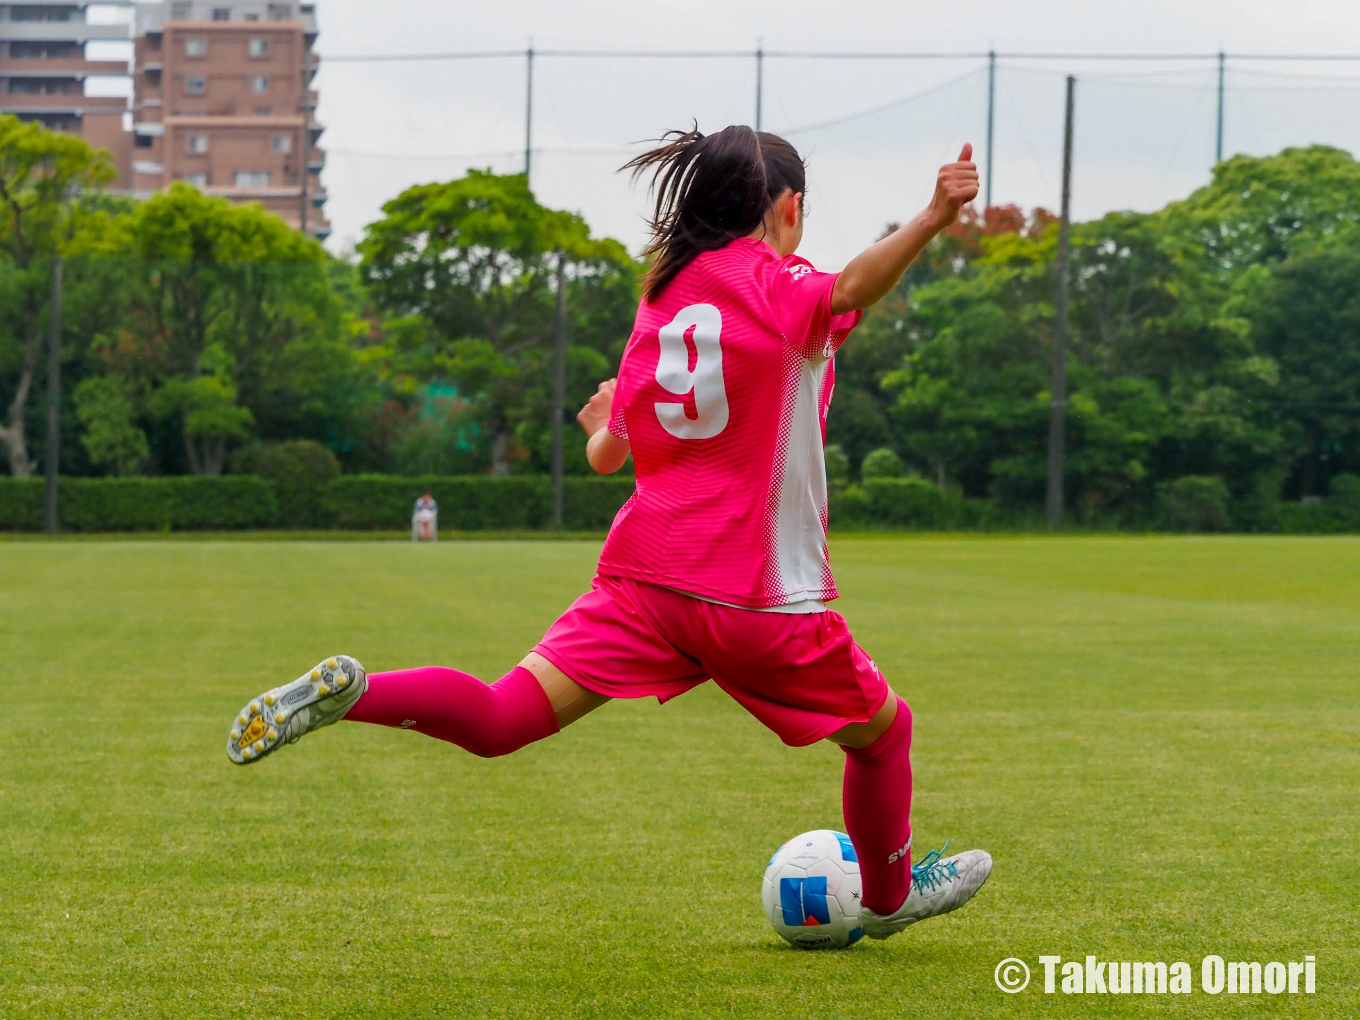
top-left (859, 843), bottom-right (993, 939)
top-left (225, 655), bottom-right (367, 766)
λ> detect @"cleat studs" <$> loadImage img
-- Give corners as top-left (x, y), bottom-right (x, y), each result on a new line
top-left (243, 747), bottom-right (254, 759)
top-left (274, 710), bottom-right (287, 723)
top-left (264, 695), bottom-right (276, 706)
top-left (267, 728), bottom-right (277, 741)
top-left (238, 715), bottom-right (248, 726)
top-left (249, 701), bottom-right (260, 714)
top-left (253, 740), bottom-right (264, 753)
top-left (231, 729), bottom-right (241, 740)
top-left (316, 684), bottom-right (329, 697)
top-left (337, 676), bottom-right (348, 688)
top-left (326, 658), bottom-right (338, 669)
top-left (310, 669), bottom-right (320, 680)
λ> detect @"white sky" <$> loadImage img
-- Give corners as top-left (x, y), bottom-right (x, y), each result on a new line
top-left (97, 1), bottom-right (1360, 268)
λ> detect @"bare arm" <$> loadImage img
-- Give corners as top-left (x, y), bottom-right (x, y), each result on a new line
top-left (831, 143), bottom-right (980, 316)
top-left (577, 377), bottom-right (631, 475)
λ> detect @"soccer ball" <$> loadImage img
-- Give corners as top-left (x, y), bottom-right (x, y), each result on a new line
top-left (762, 829), bottom-right (864, 949)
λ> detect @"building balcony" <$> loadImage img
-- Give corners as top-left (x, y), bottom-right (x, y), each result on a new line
top-left (0, 58), bottom-right (129, 77)
top-left (310, 190), bottom-right (327, 207)
top-left (306, 147), bottom-right (324, 171)
top-left (133, 120), bottom-right (164, 136)
top-left (3, 22), bottom-right (132, 42)
top-left (307, 119), bottom-right (324, 141)
top-left (132, 159), bottom-right (164, 176)
top-left (0, 92), bottom-right (128, 113)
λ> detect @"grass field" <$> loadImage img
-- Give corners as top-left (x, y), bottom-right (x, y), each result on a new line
top-left (2, 537), bottom-right (1357, 1019)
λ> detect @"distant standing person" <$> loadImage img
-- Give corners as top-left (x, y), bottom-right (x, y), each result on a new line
top-left (412, 492), bottom-right (437, 542)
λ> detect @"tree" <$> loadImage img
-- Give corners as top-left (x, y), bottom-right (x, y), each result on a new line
top-left (73, 184), bottom-right (342, 474)
top-left (0, 114), bottom-right (113, 474)
top-left (358, 171), bottom-right (638, 473)
top-left (73, 375), bottom-right (148, 475)
top-left (1246, 234), bottom-right (1360, 496)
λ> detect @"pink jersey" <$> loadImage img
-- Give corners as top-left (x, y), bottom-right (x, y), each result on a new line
top-left (597, 237), bottom-right (862, 608)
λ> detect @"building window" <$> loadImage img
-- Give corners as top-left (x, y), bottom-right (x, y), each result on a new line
top-left (250, 75), bottom-right (268, 93)
top-left (249, 38), bottom-right (270, 58)
top-left (186, 134), bottom-right (208, 154)
top-left (253, 107), bottom-right (272, 116)
top-left (271, 134), bottom-right (292, 154)
top-left (170, 2), bottom-right (191, 19)
top-left (135, 133), bottom-right (154, 149)
top-left (235, 170), bottom-right (270, 187)
top-left (186, 38), bottom-right (207, 58)
top-left (186, 75), bottom-right (206, 95)
top-left (183, 172), bottom-right (208, 187)
top-left (212, 8), bottom-right (231, 20)
top-left (244, 12), bottom-right (260, 21)
top-left (267, 3), bottom-right (291, 20)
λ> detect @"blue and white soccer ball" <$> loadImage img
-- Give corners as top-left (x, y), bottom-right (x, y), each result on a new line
top-left (762, 829), bottom-right (864, 949)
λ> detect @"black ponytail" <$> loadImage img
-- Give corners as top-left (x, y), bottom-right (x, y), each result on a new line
top-left (622, 123), bottom-right (806, 300)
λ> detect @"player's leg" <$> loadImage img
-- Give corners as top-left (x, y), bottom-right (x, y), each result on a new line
top-left (225, 577), bottom-right (700, 766)
top-left (344, 653), bottom-right (609, 753)
top-left (226, 652), bottom-right (608, 765)
top-left (690, 599), bottom-right (992, 939)
top-left (831, 682), bottom-right (992, 939)
top-left (827, 691), bottom-right (916, 917)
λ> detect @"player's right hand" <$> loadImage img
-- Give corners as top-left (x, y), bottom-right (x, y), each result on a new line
top-left (927, 143), bottom-right (980, 228)
top-left (576, 377), bottom-right (617, 437)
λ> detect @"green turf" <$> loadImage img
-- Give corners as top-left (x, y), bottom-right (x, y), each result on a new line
top-left (2, 537), bottom-right (1357, 1018)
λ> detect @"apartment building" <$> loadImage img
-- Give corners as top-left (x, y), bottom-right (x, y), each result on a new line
top-left (0, 1), bottom-right (134, 181)
top-left (131, 0), bottom-right (328, 239)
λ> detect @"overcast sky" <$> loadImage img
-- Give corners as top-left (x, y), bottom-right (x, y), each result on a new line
top-left (301, 0), bottom-right (1360, 267)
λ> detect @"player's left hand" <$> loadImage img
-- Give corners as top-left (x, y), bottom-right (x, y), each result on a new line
top-left (927, 143), bottom-right (980, 228)
top-left (576, 377), bottom-right (617, 437)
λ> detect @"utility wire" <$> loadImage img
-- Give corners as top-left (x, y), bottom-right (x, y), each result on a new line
top-left (323, 47), bottom-right (1360, 65)
top-left (779, 68), bottom-right (982, 135)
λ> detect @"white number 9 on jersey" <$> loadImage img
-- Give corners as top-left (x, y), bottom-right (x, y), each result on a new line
top-left (654, 303), bottom-right (730, 440)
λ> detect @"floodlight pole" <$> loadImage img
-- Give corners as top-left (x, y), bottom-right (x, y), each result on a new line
top-left (755, 42), bottom-right (763, 130)
top-left (550, 252), bottom-right (567, 530)
top-left (1215, 49), bottom-right (1225, 164)
top-left (44, 257), bottom-right (63, 534)
top-left (525, 43), bottom-right (535, 184)
top-left (985, 49), bottom-right (995, 208)
top-left (1047, 75), bottom-right (1074, 533)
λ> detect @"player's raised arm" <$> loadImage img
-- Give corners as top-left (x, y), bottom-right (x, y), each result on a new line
top-left (577, 377), bottom-right (630, 475)
top-left (830, 144), bottom-right (980, 315)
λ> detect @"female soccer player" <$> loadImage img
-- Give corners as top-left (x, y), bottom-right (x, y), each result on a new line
top-left (226, 126), bottom-right (991, 939)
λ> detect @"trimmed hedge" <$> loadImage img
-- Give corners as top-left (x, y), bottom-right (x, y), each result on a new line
top-left (326, 475), bottom-right (636, 531)
top-left (230, 440), bottom-right (340, 528)
top-left (834, 478), bottom-right (1000, 530)
top-left (6, 471), bottom-right (1359, 534)
top-left (0, 477), bottom-right (278, 531)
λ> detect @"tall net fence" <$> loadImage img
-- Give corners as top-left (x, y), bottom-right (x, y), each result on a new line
top-left (319, 51), bottom-right (1360, 263)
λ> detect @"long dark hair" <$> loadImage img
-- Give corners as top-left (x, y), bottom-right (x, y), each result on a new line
top-left (622, 124), bottom-right (806, 300)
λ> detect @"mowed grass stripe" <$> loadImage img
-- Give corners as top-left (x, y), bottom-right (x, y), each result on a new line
top-left (1, 538), bottom-right (1356, 1018)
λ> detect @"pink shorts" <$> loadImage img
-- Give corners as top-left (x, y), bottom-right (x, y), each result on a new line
top-left (533, 575), bottom-right (889, 746)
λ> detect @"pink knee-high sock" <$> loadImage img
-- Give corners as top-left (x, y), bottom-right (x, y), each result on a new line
top-left (842, 697), bottom-right (914, 915)
top-left (346, 666), bottom-right (559, 758)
